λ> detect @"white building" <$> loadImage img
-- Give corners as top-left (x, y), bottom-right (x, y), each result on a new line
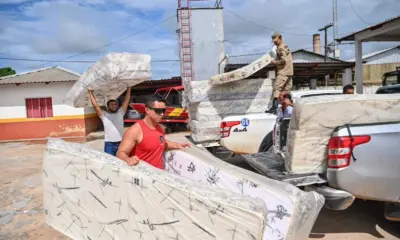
top-left (346, 45), bottom-right (400, 84)
top-left (0, 66), bottom-right (100, 141)
top-left (347, 45), bottom-right (400, 64)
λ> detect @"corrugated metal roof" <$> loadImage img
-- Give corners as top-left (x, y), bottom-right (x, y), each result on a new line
top-left (337, 15), bottom-right (400, 42)
top-left (0, 66), bottom-right (81, 85)
top-left (347, 45), bottom-right (400, 62)
top-left (292, 49), bottom-right (345, 63)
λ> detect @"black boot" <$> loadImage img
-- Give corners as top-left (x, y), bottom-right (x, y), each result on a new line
top-left (265, 98), bottom-right (278, 114)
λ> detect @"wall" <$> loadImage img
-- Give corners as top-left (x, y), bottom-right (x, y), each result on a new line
top-left (364, 48), bottom-right (400, 65)
top-left (363, 63), bottom-right (400, 84)
top-left (190, 8), bottom-right (224, 80)
top-left (0, 82), bottom-right (100, 141)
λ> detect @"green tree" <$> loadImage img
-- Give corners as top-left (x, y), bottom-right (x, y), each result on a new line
top-left (0, 67), bottom-right (16, 77)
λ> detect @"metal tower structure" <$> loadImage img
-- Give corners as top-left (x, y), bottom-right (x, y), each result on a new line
top-left (177, 0), bottom-right (222, 82)
top-left (178, 0), bottom-right (194, 83)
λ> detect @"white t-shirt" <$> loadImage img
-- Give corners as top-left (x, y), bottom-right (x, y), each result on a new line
top-left (101, 108), bottom-right (125, 142)
top-left (277, 105), bottom-right (293, 119)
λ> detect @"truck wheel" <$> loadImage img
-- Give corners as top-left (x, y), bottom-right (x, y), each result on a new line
top-left (258, 132), bottom-right (273, 152)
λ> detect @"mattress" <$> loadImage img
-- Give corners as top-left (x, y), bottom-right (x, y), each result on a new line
top-left (188, 98), bottom-right (270, 122)
top-left (186, 78), bottom-right (272, 103)
top-left (189, 120), bottom-right (221, 143)
top-left (43, 138), bottom-right (267, 240)
top-left (286, 94), bottom-right (400, 174)
top-left (209, 47), bottom-right (276, 85)
top-left (66, 53), bottom-right (151, 107)
top-left (185, 78), bottom-right (272, 143)
top-left (164, 134), bottom-right (325, 240)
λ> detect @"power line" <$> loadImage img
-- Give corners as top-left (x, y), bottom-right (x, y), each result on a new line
top-left (1, 43), bottom-right (355, 63)
top-left (348, 0), bottom-right (371, 26)
top-left (0, 57), bottom-right (179, 63)
top-left (228, 43), bottom-right (355, 58)
top-left (20, 14), bottom-right (177, 71)
top-left (225, 8), bottom-right (314, 37)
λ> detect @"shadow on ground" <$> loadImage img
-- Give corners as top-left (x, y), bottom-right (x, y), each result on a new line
top-left (310, 200), bottom-right (400, 238)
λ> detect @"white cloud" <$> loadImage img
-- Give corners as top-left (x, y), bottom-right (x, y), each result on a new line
top-left (0, 0), bottom-right (29, 3)
top-left (0, 0), bottom-right (399, 79)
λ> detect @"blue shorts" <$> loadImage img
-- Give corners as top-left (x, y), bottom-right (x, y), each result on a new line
top-left (104, 141), bottom-right (121, 156)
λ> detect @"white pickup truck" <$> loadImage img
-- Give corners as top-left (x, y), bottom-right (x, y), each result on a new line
top-left (220, 89), bottom-right (343, 154)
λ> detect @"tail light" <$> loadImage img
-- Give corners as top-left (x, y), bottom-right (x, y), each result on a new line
top-left (328, 135), bottom-right (371, 169)
top-left (220, 121), bottom-right (240, 138)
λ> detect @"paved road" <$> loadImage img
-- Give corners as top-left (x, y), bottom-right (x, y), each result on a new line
top-left (222, 153), bottom-right (400, 240)
top-left (0, 137), bottom-right (399, 240)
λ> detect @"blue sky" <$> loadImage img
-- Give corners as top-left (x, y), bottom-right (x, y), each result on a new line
top-left (0, 0), bottom-right (399, 79)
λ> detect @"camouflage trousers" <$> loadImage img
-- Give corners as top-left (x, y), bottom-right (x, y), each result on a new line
top-left (273, 75), bottom-right (293, 98)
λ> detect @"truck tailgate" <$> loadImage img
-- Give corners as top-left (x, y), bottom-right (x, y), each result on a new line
top-left (242, 149), bottom-right (327, 186)
top-left (327, 122), bottom-right (400, 203)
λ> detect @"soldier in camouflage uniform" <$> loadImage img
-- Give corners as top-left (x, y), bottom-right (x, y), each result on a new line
top-left (266, 32), bottom-right (293, 114)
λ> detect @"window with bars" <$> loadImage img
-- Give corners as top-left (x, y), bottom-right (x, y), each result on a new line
top-left (25, 97), bottom-right (53, 118)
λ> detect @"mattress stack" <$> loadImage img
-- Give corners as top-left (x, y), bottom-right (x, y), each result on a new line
top-left (286, 94), bottom-right (400, 174)
top-left (66, 53), bottom-right (152, 107)
top-left (164, 134), bottom-right (325, 240)
top-left (43, 138), bottom-right (267, 240)
top-left (185, 79), bottom-right (273, 142)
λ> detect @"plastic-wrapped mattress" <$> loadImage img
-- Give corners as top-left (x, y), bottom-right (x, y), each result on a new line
top-left (189, 98), bottom-right (270, 122)
top-left (43, 138), bottom-right (267, 240)
top-left (209, 47), bottom-right (276, 85)
top-left (286, 94), bottom-right (400, 174)
top-left (185, 79), bottom-right (272, 143)
top-left (186, 78), bottom-right (273, 103)
top-left (164, 134), bottom-right (325, 240)
top-left (66, 53), bottom-right (151, 107)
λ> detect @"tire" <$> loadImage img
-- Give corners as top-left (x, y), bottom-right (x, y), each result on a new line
top-left (258, 131), bottom-right (273, 152)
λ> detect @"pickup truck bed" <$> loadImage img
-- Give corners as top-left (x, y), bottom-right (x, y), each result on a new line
top-left (242, 121), bottom-right (400, 214)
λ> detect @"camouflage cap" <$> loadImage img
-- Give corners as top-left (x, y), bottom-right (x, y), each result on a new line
top-left (271, 32), bottom-right (281, 40)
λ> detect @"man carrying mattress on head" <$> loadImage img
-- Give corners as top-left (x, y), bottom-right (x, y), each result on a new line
top-left (88, 87), bottom-right (131, 156)
top-left (116, 95), bottom-right (191, 169)
top-left (266, 32), bottom-right (294, 114)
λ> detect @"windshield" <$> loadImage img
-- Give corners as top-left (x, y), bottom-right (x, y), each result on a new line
top-left (383, 75), bottom-right (400, 86)
top-left (154, 88), bottom-right (183, 106)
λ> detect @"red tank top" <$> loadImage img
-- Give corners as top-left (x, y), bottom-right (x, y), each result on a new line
top-left (130, 120), bottom-right (165, 169)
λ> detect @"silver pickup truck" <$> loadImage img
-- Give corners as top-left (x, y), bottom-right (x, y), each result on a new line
top-left (243, 87), bottom-right (400, 221)
top-left (244, 118), bottom-right (400, 220)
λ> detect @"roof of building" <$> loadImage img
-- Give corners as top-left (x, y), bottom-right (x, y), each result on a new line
top-left (0, 66), bottom-right (81, 85)
top-left (336, 15), bottom-right (400, 42)
top-left (291, 49), bottom-right (347, 63)
top-left (132, 77), bottom-right (182, 89)
top-left (346, 45), bottom-right (400, 62)
top-left (225, 61), bottom-right (355, 82)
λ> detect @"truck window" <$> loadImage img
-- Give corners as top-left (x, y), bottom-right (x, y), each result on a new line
top-left (300, 93), bottom-right (342, 98)
top-left (376, 86), bottom-right (400, 94)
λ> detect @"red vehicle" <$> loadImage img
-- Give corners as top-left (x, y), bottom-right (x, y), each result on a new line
top-left (124, 86), bottom-right (188, 132)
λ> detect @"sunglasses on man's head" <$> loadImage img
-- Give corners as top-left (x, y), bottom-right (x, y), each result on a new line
top-left (146, 106), bottom-right (166, 115)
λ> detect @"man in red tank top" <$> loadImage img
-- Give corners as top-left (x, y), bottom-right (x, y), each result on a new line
top-left (116, 95), bottom-right (190, 169)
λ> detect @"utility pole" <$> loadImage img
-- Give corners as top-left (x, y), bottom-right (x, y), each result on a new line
top-left (318, 23), bottom-right (333, 62)
top-left (332, 0), bottom-right (338, 58)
